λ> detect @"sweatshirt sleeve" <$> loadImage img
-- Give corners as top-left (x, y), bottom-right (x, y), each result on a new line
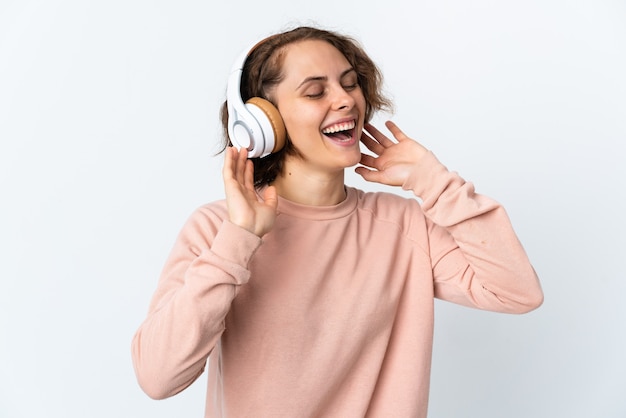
top-left (131, 205), bottom-right (262, 399)
top-left (403, 151), bottom-right (543, 313)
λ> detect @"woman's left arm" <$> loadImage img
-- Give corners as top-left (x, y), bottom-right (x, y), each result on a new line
top-left (357, 121), bottom-right (543, 313)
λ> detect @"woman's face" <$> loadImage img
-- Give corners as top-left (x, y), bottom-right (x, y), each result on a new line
top-left (270, 40), bottom-right (366, 174)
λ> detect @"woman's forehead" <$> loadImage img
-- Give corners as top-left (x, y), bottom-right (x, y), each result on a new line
top-left (279, 40), bottom-right (351, 79)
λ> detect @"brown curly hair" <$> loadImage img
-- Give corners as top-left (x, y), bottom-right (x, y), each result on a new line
top-left (219, 26), bottom-right (393, 187)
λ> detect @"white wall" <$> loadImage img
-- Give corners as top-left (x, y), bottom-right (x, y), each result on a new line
top-left (1, 0), bottom-right (624, 417)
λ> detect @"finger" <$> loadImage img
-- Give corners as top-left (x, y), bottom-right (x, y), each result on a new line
top-left (360, 130), bottom-right (384, 155)
top-left (359, 153), bottom-right (378, 169)
top-left (223, 147), bottom-right (236, 180)
top-left (365, 123), bottom-right (395, 147)
top-left (234, 147), bottom-right (248, 185)
top-left (384, 121), bottom-right (411, 142)
top-left (243, 158), bottom-right (255, 192)
top-left (355, 166), bottom-right (385, 184)
top-left (262, 185), bottom-right (278, 211)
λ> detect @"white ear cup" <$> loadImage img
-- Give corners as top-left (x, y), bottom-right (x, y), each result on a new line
top-left (226, 45), bottom-right (286, 158)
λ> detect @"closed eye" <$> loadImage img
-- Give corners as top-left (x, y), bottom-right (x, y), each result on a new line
top-left (306, 90), bottom-right (325, 99)
top-left (306, 82), bottom-right (359, 99)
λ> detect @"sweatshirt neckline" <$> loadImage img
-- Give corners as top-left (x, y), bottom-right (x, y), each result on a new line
top-left (273, 186), bottom-right (358, 220)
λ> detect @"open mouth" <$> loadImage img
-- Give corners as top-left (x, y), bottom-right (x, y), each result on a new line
top-left (322, 120), bottom-right (356, 142)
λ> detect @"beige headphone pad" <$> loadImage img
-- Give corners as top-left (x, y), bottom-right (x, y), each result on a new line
top-left (246, 97), bottom-right (287, 152)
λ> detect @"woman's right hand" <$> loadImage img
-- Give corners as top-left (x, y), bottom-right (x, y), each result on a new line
top-left (222, 147), bottom-right (278, 237)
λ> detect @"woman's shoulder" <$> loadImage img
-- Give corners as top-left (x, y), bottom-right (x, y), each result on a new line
top-left (176, 199), bottom-right (229, 236)
top-left (190, 199), bottom-right (230, 225)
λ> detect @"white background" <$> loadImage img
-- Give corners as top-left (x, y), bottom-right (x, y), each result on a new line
top-left (1, 0), bottom-right (625, 417)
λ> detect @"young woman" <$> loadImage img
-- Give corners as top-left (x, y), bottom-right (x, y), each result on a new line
top-left (132, 26), bottom-right (543, 417)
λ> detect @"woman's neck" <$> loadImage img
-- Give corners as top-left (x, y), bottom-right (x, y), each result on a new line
top-left (271, 160), bottom-right (347, 206)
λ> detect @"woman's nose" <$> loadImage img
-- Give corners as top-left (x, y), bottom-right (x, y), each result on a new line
top-left (331, 86), bottom-right (355, 110)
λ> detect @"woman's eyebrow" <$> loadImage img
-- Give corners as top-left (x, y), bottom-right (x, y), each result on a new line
top-left (296, 68), bottom-right (356, 90)
top-left (296, 76), bottom-right (327, 90)
top-left (340, 68), bottom-right (356, 77)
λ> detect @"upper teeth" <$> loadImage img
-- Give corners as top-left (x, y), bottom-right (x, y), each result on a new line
top-left (322, 120), bottom-right (356, 134)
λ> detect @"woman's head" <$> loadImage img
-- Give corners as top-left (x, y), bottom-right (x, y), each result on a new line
top-left (220, 26), bottom-right (393, 186)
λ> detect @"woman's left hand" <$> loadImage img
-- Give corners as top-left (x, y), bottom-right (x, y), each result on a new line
top-left (356, 121), bottom-right (428, 187)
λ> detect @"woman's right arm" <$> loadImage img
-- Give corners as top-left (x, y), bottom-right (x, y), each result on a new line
top-left (131, 211), bottom-right (262, 399)
top-left (131, 147), bottom-right (277, 399)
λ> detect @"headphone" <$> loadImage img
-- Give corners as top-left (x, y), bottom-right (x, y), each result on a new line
top-left (226, 42), bottom-right (287, 158)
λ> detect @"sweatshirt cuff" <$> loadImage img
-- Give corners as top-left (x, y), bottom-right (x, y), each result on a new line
top-left (210, 220), bottom-right (263, 268)
top-left (401, 150), bottom-right (451, 203)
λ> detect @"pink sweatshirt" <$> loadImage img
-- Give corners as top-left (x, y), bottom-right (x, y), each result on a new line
top-left (131, 151), bottom-right (543, 417)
